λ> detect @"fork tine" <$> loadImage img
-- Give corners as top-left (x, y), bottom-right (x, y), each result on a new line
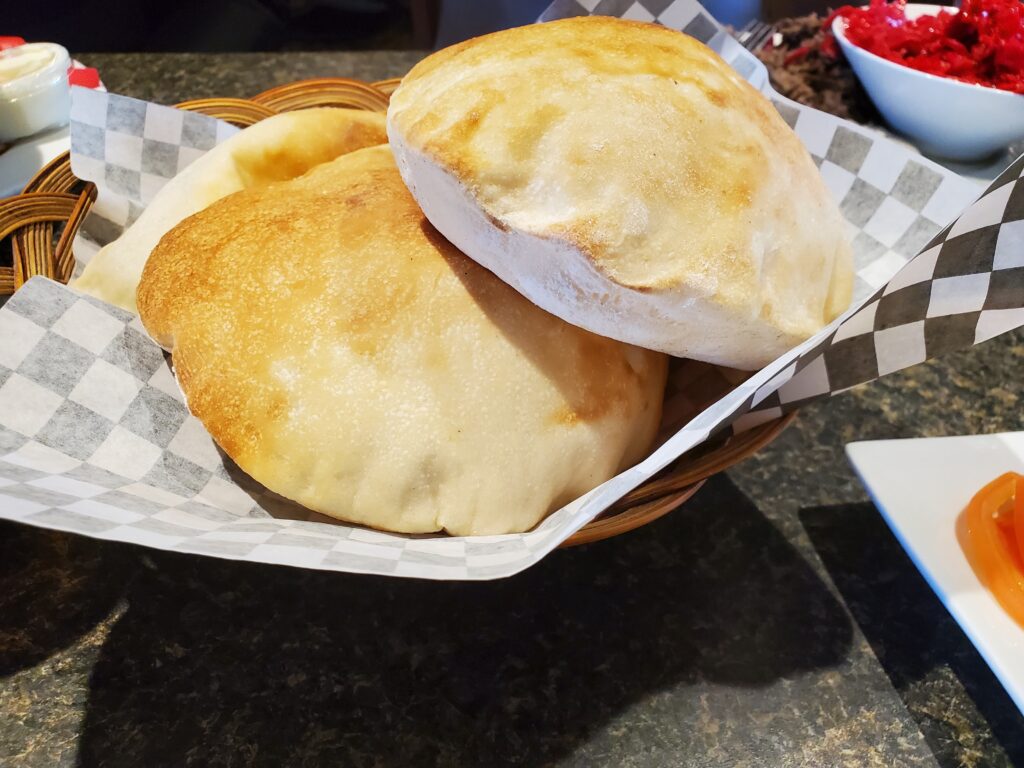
top-left (736, 19), bottom-right (761, 43)
top-left (741, 20), bottom-right (765, 46)
top-left (737, 19), bottom-right (761, 35)
top-left (736, 19), bottom-right (775, 52)
top-left (749, 24), bottom-right (775, 51)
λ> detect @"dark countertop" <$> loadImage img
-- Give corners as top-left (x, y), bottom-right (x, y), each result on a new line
top-left (2, 52), bottom-right (1024, 768)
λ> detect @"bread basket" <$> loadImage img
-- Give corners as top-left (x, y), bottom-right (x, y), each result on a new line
top-left (0, 77), bottom-right (794, 547)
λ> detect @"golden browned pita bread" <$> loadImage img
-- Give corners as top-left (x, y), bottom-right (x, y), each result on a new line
top-left (138, 145), bottom-right (667, 536)
top-left (387, 16), bottom-right (853, 370)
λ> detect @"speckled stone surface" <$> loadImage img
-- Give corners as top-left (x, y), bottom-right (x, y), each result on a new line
top-left (78, 51), bottom-right (425, 102)
top-left (2, 53), bottom-right (1024, 767)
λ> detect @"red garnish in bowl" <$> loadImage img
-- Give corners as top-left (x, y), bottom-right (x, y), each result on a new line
top-left (826, 0), bottom-right (1024, 93)
top-left (783, 45), bottom-right (813, 65)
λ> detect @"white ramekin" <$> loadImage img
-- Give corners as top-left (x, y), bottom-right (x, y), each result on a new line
top-left (0, 43), bottom-right (72, 143)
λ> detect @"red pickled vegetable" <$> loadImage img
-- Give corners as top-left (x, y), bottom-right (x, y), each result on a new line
top-left (826, 0), bottom-right (1024, 94)
top-left (784, 45), bottom-right (813, 64)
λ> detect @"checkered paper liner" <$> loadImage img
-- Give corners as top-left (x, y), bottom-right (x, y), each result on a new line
top-left (68, 92), bottom-right (239, 268)
top-left (0, 3), bottom-right (1020, 581)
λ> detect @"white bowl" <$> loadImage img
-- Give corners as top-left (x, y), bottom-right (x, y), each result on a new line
top-left (0, 43), bottom-right (71, 143)
top-left (833, 4), bottom-right (1024, 161)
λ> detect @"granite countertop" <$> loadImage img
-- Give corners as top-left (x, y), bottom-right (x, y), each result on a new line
top-left (2, 52), bottom-right (1024, 768)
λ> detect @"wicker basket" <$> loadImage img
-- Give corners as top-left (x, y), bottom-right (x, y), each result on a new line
top-left (0, 77), bottom-right (793, 547)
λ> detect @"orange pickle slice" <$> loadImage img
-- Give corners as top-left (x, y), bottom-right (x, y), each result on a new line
top-left (957, 472), bottom-right (1024, 628)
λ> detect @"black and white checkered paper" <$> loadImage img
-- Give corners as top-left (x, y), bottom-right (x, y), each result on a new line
top-left (68, 90), bottom-right (240, 268)
top-left (0, 0), bottom-right (1020, 580)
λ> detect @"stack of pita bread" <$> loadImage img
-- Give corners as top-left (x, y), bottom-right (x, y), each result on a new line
top-left (74, 17), bottom-right (851, 536)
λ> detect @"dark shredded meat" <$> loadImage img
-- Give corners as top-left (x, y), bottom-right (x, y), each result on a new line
top-left (755, 13), bottom-right (882, 126)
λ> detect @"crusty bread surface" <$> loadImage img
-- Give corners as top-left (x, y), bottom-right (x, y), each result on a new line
top-left (137, 145), bottom-right (668, 536)
top-left (387, 16), bottom-right (853, 369)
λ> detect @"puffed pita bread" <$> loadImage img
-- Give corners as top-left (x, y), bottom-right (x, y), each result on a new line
top-left (387, 17), bottom-right (853, 370)
top-left (137, 145), bottom-right (667, 536)
top-left (74, 107), bottom-right (386, 311)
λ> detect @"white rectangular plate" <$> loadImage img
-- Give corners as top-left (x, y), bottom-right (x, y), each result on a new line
top-left (847, 432), bottom-right (1024, 714)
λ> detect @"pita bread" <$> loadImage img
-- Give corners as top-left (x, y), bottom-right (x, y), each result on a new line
top-left (137, 145), bottom-right (667, 536)
top-left (74, 107), bottom-right (387, 311)
top-left (387, 17), bottom-right (853, 370)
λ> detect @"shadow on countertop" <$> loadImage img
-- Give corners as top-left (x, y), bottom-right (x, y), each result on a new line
top-left (0, 522), bottom-right (138, 677)
top-left (802, 502), bottom-right (1024, 768)
top-left (24, 475), bottom-right (850, 767)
